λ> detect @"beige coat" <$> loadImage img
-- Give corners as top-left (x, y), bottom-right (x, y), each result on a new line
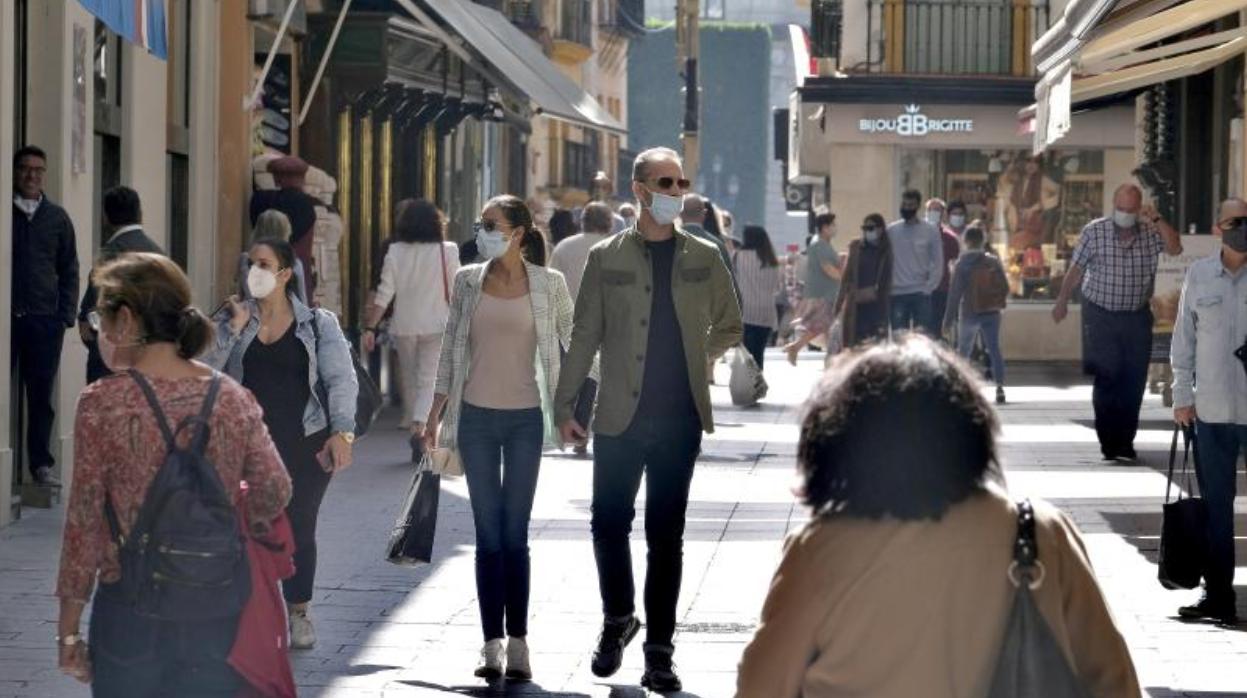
top-left (736, 488), bottom-right (1140, 698)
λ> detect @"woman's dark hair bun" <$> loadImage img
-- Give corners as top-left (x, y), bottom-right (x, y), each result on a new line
top-left (175, 306), bottom-right (213, 359)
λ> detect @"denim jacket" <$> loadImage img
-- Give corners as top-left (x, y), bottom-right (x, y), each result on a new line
top-left (202, 296), bottom-right (359, 435)
top-left (1171, 253), bottom-right (1247, 425)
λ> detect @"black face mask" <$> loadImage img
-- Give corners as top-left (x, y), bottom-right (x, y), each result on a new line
top-left (1226, 225), bottom-right (1247, 253)
top-left (900, 206), bottom-right (919, 221)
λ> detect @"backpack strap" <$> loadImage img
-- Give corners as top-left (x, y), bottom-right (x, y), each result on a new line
top-left (1008, 499), bottom-right (1044, 590)
top-left (128, 370), bottom-right (177, 450)
top-left (181, 373), bottom-right (223, 455)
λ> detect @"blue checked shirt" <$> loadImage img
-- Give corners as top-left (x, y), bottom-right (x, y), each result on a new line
top-left (1071, 217), bottom-right (1165, 311)
top-left (1171, 253), bottom-right (1247, 424)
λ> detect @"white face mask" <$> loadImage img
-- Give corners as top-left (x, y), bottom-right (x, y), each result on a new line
top-left (476, 229), bottom-right (509, 259)
top-left (247, 266), bottom-right (279, 299)
top-left (925, 210), bottom-right (943, 226)
top-left (949, 214), bottom-right (966, 228)
top-left (645, 189), bottom-right (682, 226)
top-left (1112, 209), bottom-right (1138, 229)
top-left (863, 227), bottom-right (881, 244)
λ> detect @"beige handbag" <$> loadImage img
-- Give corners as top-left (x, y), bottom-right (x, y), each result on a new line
top-left (427, 447), bottom-right (463, 478)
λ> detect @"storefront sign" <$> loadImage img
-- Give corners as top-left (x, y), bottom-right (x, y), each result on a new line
top-left (858, 105), bottom-right (974, 137)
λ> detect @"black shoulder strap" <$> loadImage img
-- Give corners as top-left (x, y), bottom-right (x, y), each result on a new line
top-left (128, 370), bottom-right (176, 450)
top-left (1013, 499), bottom-right (1038, 569)
top-left (183, 373), bottom-right (223, 455)
top-left (1165, 425), bottom-right (1194, 503)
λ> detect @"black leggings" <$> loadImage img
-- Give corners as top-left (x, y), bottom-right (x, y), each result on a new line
top-left (277, 429), bottom-right (332, 605)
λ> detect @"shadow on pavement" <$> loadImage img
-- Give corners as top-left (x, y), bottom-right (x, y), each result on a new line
top-left (605, 684), bottom-right (705, 698)
top-left (398, 679), bottom-right (591, 696)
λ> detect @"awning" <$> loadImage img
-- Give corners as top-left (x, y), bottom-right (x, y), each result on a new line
top-left (78, 0), bottom-right (168, 59)
top-left (1074, 33), bottom-right (1247, 102)
top-left (1078, 0), bottom-right (1247, 70)
top-left (399, 0), bottom-right (625, 135)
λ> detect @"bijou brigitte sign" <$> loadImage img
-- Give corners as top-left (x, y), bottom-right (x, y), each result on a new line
top-left (859, 105), bottom-right (974, 137)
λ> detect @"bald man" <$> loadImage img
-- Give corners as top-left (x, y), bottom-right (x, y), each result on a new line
top-left (1169, 197), bottom-right (1247, 624)
top-left (1053, 184), bottom-right (1182, 461)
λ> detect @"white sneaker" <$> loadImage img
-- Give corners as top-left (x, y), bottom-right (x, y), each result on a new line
top-left (505, 636), bottom-right (532, 681)
top-left (289, 608), bottom-right (316, 650)
top-left (474, 639), bottom-right (505, 680)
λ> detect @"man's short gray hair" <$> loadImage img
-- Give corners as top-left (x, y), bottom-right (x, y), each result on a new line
top-left (632, 147), bottom-right (682, 183)
top-left (582, 201), bottom-right (614, 234)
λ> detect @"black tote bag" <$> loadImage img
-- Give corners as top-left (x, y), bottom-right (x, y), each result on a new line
top-left (1158, 425), bottom-right (1208, 590)
top-left (385, 465), bottom-right (440, 566)
top-left (987, 499), bottom-right (1089, 698)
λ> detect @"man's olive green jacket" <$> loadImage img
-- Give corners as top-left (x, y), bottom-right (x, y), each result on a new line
top-left (554, 227), bottom-right (743, 435)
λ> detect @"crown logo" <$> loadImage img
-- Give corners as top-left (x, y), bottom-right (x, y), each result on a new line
top-left (905, 104), bottom-right (921, 114)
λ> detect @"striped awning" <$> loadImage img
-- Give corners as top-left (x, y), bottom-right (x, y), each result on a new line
top-left (78, 0), bottom-right (168, 60)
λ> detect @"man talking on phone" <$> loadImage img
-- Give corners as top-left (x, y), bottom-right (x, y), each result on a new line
top-left (554, 147), bottom-right (742, 693)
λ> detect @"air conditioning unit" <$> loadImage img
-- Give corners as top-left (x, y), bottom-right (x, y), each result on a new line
top-left (248, 0), bottom-right (308, 37)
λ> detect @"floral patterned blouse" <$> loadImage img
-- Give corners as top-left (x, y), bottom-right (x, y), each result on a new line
top-left (56, 372), bottom-right (292, 603)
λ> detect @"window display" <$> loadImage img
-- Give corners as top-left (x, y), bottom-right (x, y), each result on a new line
top-left (900, 148), bottom-right (1106, 302)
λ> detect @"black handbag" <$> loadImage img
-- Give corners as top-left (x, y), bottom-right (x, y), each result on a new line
top-left (1158, 425), bottom-right (1208, 590)
top-left (987, 499), bottom-right (1089, 698)
top-left (385, 464), bottom-right (440, 566)
top-left (310, 311), bottom-right (382, 437)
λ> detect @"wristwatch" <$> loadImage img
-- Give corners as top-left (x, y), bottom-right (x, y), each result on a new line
top-left (336, 432), bottom-right (355, 445)
top-left (56, 633), bottom-right (83, 647)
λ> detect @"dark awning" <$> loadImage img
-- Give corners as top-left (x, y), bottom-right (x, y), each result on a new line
top-left (405, 0), bottom-right (626, 135)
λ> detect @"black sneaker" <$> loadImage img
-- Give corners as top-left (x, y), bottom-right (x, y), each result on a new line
top-left (1179, 596), bottom-right (1239, 625)
top-left (641, 645), bottom-right (682, 693)
top-left (590, 615), bottom-right (641, 678)
top-left (1115, 447), bottom-right (1139, 464)
top-left (995, 386), bottom-right (1006, 405)
top-left (410, 434), bottom-right (424, 464)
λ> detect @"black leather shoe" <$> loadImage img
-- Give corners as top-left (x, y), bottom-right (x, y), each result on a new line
top-left (641, 645), bottom-right (682, 693)
top-left (410, 434), bottom-right (424, 464)
top-left (590, 615), bottom-right (641, 678)
top-left (1179, 596), bottom-right (1238, 625)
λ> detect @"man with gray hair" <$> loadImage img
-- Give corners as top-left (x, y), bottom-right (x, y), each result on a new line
top-left (556, 146), bottom-right (742, 692)
top-left (681, 193), bottom-right (736, 290)
top-left (1054, 183), bottom-right (1182, 461)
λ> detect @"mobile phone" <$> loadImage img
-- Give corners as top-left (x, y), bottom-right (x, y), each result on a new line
top-left (316, 446), bottom-right (334, 473)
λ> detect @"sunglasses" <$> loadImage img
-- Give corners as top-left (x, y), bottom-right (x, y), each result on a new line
top-left (640, 177), bottom-right (691, 191)
top-left (473, 220), bottom-right (509, 234)
top-left (1219, 217), bottom-right (1247, 231)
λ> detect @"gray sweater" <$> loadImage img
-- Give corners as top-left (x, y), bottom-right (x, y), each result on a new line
top-left (886, 219), bottom-right (944, 296)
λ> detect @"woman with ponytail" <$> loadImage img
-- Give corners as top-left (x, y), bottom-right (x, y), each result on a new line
top-left (203, 236), bottom-right (358, 651)
top-left (425, 194), bottom-right (573, 682)
top-left (56, 252), bottom-right (293, 693)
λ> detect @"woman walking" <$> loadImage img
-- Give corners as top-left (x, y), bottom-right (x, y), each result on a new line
top-left (56, 253), bottom-right (292, 695)
top-left (424, 194), bottom-right (573, 682)
top-left (237, 209), bottom-right (309, 306)
top-left (734, 225), bottom-right (782, 369)
top-left (736, 337), bottom-right (1139, 697)
top-left (362, 200), bottom-right (460, 451)
top-left (204, 236), bottom-right (358, 651)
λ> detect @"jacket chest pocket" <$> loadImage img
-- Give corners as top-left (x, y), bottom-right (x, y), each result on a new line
top-left (602, 269), bottom-right (637, 296)
top-left (1194, 295), bottom-right (1225, 334)
top-left (680, 267), bottom-right (711, 284)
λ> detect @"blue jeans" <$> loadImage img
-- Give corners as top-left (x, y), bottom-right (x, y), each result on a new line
top-left (458, 403), bottom-right (544, 641)
top-left (1193, 420), bottom-right (1245, 601)
top-left (592, 411), bottom-right (702, 648)
top-left (1082, 302), bottom-right (1152, 457)
top-left (89, 585), bottom-right (243, 697)
top-left (957, 312), bottom-right (1005, 386)
top-left (890, 293), bottom-right (932, 335)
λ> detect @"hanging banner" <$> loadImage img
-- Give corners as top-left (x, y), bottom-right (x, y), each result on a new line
top-left (77, 0), bottom-right (168, 60)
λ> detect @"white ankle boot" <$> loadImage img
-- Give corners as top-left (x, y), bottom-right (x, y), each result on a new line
top-left (474, 639), bottom-right (505, 680)
top-left (506, 637), bottom-right (532, 681)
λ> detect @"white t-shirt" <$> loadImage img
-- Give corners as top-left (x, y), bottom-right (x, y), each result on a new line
top-left (374, 241), bottom-right (460, 336)
top-left (550, 232), bottom-right (611, 302)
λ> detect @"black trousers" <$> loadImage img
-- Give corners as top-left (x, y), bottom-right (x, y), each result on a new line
top-left (591, 411), bottom-right (702, 649)
top-left (742, 324), bottom-right (771, 369)
top-left (89, 585), bottom-right (243, 697)
top-left (278, 429), bottom-right (332, 605)
top-left (1081, 301), bottom-right (1153, 458)
top-left (11, 314), bottom-right (65, 474)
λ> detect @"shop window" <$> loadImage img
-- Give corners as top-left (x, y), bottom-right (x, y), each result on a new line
top-left (901, 147), bottom-right (1105, 302)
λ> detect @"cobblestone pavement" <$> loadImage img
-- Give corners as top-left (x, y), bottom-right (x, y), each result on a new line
top-left (1, 352), bottom-right (1245, 697)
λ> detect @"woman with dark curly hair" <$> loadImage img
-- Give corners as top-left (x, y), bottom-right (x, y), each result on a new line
top-left (736, 336), bottom-right (1138, 698)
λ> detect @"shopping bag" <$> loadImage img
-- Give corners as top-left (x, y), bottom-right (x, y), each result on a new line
top-left (427, 448), bottom-right (463, 478)
top-left (385, 467), bottom-right (440, 566)
top-left (1158, 425), bottom-right (1208, 590)
top-left (729, 345), bottom-right (768, 407)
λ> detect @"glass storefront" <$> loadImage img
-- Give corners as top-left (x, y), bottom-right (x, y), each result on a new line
top-left (899, 147), bottom-right (1107, 302)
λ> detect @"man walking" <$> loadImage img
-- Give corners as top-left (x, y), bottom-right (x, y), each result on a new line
top-left (1170, 197), bottom-right (1247, 625)
top-left (924, 198), bottom-right (963, 336)
top-left (888, 189), bottom-right (944, 334)
top-left (556, 147), bottom-right (742, 693)
top-left (680, 193), bottom-right (735, 284)
top-left (1053, 183), bottom-right (1181, 461)
top-left (79, 186), bottom-right (163, 383)
top-left (11, 145), bottom-right (79, 486)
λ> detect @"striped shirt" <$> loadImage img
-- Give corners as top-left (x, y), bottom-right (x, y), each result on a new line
top-left (734, 250), bottom-right (783, 329)
top-left (1071, 217), bottom-right (1165, 311)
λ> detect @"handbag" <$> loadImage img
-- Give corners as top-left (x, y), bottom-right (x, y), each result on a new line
top-left (1158, 424), bottom-right (1208, 590)
top-left (385, 463), bottom-right (441, 566)
top-left (309, 311), bottom-right (382, 437)
top-left (986, 499), bottom-right (1089, 698)
top-left (427, 448), bottom-right (464, 478)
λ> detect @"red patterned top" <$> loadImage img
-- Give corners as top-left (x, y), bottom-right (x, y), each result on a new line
top-left (56, 372), bottom-right (292, 603)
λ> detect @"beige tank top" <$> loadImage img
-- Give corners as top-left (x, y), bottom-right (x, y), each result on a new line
top-left (463, 293), bottom-right (540, 410)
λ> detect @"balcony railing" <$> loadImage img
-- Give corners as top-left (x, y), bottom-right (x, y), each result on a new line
top-left (829, 0), bottom-right (1050, 76)
top-left (557, 0), bottom-right (593, 47)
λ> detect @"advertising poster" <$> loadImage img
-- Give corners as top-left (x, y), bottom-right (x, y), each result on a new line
top-left (1151, 234), bottom-right (1222, 363)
